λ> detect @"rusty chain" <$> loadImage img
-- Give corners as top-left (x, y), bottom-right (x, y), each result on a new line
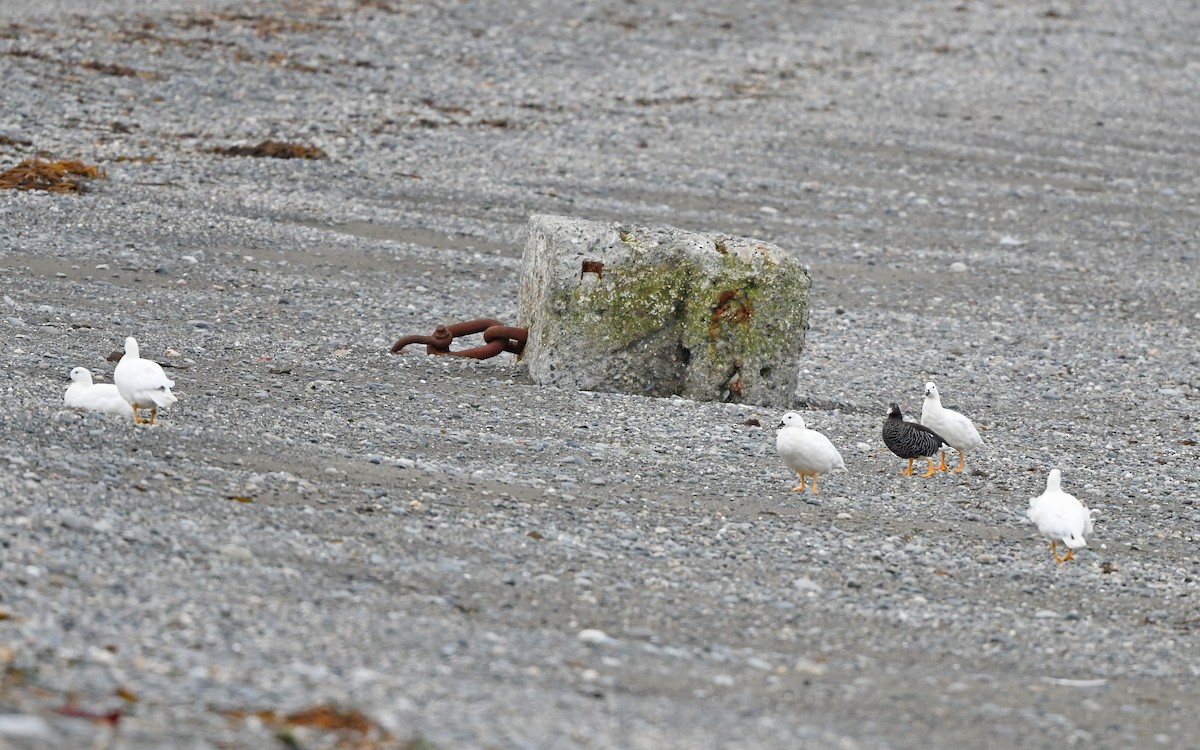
top-left (391, 318), bottom-right (527, 359)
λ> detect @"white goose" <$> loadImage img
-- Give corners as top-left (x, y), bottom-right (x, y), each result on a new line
top-left (775, 411), bottom-right (847, 495)
top-left (114, 337), bottom-right (177, 424)
top-left (64, 367), bottom-right (134, 417)
top-left (920, 381), bottom-right (983, 473)
top-left (1027, 469), bottom-right (1095, 563)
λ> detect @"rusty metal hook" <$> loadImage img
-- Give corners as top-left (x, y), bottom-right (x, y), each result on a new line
top-left (391, 318), bottom-right (527, 359)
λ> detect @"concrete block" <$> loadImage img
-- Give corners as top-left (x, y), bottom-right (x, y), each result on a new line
top-left (517, 214), bottom-right (810, 406)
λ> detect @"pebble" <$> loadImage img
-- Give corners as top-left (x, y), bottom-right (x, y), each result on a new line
top-left (56, 510), bottom-right (93, 531)
top-left (0, 714), bottom-right (51, 739)
top-left (219, 544), bottom-right (254, 561)
top-left (792, 658), bottom-right (828, 676)
top-left (578, 629), bottom-right (613, 645)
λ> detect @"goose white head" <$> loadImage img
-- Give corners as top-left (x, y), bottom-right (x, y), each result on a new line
top-left (124, 336), bottom-right (140, 359)
top-left (777, 411), bottom-right (806, 430)
top-left (69, 367), bottom-right (94, 385)
top-left (923, 381), bottom-right (940, 402)
top-left (1045, 468), bottom-right (1063, 493)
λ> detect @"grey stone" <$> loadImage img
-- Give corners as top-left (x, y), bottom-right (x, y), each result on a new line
top-left (517, 215), bottom-right (810, 406)
top-left (0, 714), bottom-right (52, 739)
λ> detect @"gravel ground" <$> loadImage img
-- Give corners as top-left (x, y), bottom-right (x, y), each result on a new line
top-left (2, 0), bottom-right (1199, 748)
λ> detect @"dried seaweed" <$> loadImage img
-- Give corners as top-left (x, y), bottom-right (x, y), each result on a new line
top-left (4, 48), bottom-right (47, 61)
top-left (356, 0), bottom-right (401, 12)
top-left (208, 140), bottom-right (327, 159)
top-left (0, 157), bottom-right (107, 193)
top-left (6, 47), bottom-right (160, 78)
top-left (285, 704), bottom-right (373, 732)
top-left (172, 12), bottom-right (331, 35)
top-left (80, 59), bottom-right (137, 76)
top-left (220, 703), bottom-right (402, 747)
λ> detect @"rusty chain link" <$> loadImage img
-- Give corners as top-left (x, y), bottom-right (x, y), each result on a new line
top-left (391, 318), bottom-right (527, 359)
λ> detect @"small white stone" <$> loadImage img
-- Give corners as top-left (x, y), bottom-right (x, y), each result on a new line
top-left (577, 628), bottom-right (612, 645)
top-left (949, 261), bottom-right (968, 273)
top-left (219, 544), bottom-right (253, 561)
top-left (0, 714), bottom-right (51, 739)
top-left (86, 645), bottom-right (117, 666)
top-left (792, 658), bottom-right (827, 676)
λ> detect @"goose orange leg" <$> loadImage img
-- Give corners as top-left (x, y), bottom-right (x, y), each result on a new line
top-left (790, 472), bottom-right (808, 493)
top-left (901, 458), bottom-right (915, 476)
top-left (1051, 541), bottom-right (1074, 563)
top-left (921, 457), bottom-right (938, 477)
top-left (936, 451), bottom-right (949, 472)
top-left (952, 451), bottom-right (967, 474)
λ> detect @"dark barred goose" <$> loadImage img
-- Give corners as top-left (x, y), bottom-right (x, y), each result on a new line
top-left (882, 403), bottom-right (946, 477)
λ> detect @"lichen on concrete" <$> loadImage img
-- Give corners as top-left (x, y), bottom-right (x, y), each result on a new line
top-left (519, 215), bottom-right (811, 406)
top-left (572, 262), bottom-right (690, 348)
top-left (681, 245), bottom-right (810, 402)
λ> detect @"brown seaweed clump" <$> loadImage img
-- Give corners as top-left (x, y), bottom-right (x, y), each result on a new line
top-left (209, 140), bottom-right (326, 159)
top-left (0, 157), bottom-right (107, 193)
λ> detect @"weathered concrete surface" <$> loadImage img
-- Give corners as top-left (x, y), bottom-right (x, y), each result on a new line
top-left (518, 215), bottom-right (810, 406)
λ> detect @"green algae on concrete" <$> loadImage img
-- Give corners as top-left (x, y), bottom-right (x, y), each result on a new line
top-left (572, 262), bottom-right (691, 347)
top-left (680, 239), bottom-right (811, 402)
top-left (518, 214), bottom-right (811, 407)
